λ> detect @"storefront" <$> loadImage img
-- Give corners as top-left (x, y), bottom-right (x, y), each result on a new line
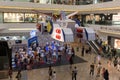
top-left (4, 13), bottom-right (37, 23)
top-left (0, 12), bottom-right (52, 23)
top-left (108, 36), bottom-right (120, 49)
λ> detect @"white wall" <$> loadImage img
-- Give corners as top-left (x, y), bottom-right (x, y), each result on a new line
top-left (0, 23), bottom-right (36, 33)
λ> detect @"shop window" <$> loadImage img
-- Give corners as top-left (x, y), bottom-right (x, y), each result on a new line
top-left (25, 13), bottom-right (37, 23)
top-left (4, 13), bottom-right (24, 22)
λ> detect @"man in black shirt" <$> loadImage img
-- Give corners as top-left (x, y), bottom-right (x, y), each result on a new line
top-left (89, 63), bottom-right (95, 76)
top-left (72, 66), bottom-right (77, 80)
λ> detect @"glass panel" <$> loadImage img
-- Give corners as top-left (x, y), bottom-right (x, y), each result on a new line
top-left (4, 13), bottom-right (24, 22)
top-left (25, 13), bottom-right (37, 23)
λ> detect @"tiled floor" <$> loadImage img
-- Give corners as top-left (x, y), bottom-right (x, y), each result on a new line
top-left (1, 42), bottom-right (120, 80)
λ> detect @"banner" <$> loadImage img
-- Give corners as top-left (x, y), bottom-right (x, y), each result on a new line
top-left (28, 36), bottom-right (38, 47)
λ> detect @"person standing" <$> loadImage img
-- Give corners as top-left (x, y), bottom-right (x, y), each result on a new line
top-left (113, 57), bottom-right (117, 68)
top-left (97, 55), bottom-right (101, 63)
top-left (101, 68), bottom-right (106, 79)
top-left (88, 46), bottom-right (92, 54)
top-left (48, 66), bottom-right (53, 80)
top-left (94, 56), bottom-right (97, 64)
top-left (72, 71), bottom-right (75, 80)
top-left (58, 50), bottom-right (62, 63)
top-left (117, 57), bottom-right (120, 71)
top-left (81, 46), bottom-right (85, 56)
top-left (52, 71), bottom-right (56, 80)
top-left (8, 67), bottom-right (12, 80)
top-left (16, 70), bottom-right (22, 80)
top-left (76, 46), bottom-right (79, 52)
top-left (72, 66), bottom-right (77, 80)
top-left (89, 63), bottom-right (95, 76)
top-left (69, 56), bottom-right (73, 69)
top-left (96, 62), bottom-right (102, 77)
top-left (71, 47), bottom-right (75, 58)
top-left (103, 69), bottom-right (109, 80)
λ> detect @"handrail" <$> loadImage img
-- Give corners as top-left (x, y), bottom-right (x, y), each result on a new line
top-left (87, 41), bottom-right (98, 54)
top-left (92, 41), bottom-right (100, 51)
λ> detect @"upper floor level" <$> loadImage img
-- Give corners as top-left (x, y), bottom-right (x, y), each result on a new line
top-left (0, 0), bottom-right (113, 5)
top-left (0, 0), bottom-right (119, 15)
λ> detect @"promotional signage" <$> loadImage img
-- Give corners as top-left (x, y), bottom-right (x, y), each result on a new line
top-left (114, 39), bottom-right (120, 49)
top-left (28, 36), bottom-right (38, 47)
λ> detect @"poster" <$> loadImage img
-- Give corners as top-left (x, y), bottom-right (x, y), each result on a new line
top-left (114, 39), bottom-right (120, 49)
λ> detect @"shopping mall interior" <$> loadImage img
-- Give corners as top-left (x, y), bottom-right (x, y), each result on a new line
top-left (0, 0), bottom-right (120, 80)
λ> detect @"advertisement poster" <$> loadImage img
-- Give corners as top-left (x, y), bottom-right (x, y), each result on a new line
top-left (114, 39), bottom-right (120, 49)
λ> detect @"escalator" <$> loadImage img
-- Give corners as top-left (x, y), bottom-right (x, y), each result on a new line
top-left (94, 40), bottom-right (106, 54)
top-left (94, 40), bottom-right (111, 58)
top-left (87, 41), bottom-right (100, 55)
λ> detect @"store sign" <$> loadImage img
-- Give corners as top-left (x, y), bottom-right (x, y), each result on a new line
top-left (100, 26), bottom-right (120, 33)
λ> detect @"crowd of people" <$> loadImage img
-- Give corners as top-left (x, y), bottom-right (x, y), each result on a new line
top-left (13, 41), bottom-right (75, 70)
top-left (96, 38), bottom-right (117, 58)
top-left (89, 61), bottom-right (111, 80)
top-left (9, 34), bottom-right (120, 80)
top-left (95, 38), bottom-right (120, 72)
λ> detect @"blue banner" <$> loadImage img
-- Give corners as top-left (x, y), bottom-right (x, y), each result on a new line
top-left (28, 36), bottom-right (38, 47)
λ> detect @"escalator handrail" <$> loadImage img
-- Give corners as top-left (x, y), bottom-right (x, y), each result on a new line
top-left (93, 40), bottom-right (105, 55)
top-left (87, 41), bottom-right (98, 54)
top-left (92, 41), bottom-right (100, 51)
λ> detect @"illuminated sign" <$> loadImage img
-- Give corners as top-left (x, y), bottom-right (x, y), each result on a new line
top-left (114, 39), bottom-right (120, 49)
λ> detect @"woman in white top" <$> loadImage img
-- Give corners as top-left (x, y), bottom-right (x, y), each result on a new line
top-left (52, 71), bottom-right (56, 80)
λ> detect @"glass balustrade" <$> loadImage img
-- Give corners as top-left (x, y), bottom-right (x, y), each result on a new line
top-left (85, 20), bottom-right (120, 25)
top-left (0, 0), bottom-right (113, 5)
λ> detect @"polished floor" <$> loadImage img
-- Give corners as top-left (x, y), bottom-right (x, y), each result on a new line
top-left (2, 43), bottom-right (120, 80)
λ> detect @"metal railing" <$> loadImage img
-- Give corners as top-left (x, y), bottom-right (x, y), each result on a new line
top-left (85, 20), bottom-right (120, 26)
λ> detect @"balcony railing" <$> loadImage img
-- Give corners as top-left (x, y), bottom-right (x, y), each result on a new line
top-left (0, 0), bottom-right (113, 5)
top-left (85, 20), bottom-right (120, 25)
